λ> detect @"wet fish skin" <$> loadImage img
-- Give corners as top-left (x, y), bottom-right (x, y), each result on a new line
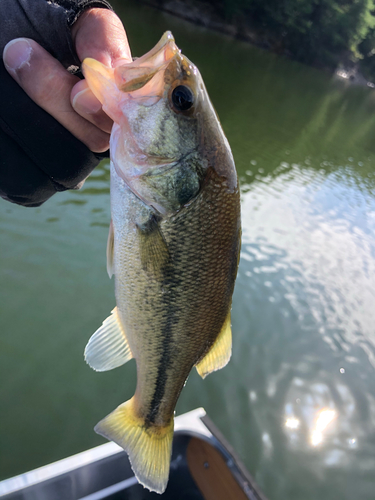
top-left (111, 162), bottom-right (240, 425)
top-left (83, 31), bottom-right (241, 494)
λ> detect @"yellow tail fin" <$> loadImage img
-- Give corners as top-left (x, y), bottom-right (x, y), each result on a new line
top-left (94, 398), bottom-right (174, 494)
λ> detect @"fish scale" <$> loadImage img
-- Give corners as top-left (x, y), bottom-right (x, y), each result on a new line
top-left (82, 31), bottom-right (241, 494)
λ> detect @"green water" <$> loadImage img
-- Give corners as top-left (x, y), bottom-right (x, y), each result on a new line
top-left (2, 2), bottom-right (375, 499)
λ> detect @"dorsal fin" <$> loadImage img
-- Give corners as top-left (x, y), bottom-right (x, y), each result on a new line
top-left (196, 311), bottom-right (232, 379)
top-left (85, 307), bottom-right (132, 371)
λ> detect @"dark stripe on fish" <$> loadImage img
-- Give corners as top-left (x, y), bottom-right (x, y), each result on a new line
top-left (143, 168), bottom-right (216, 426)
top-left (144, 232), bottom-right (183, 426)
top-left (144, 302), bottom-right (175, 425)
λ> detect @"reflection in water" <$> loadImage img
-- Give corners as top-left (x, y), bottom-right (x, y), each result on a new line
top-left (60, 199), bottom-right (87, 205)
top-left (284, 409), bottom-right (339, 448)
top-left (235, 153), bottom-right (375, 498)
top-left (240, 164), bottom-right (375, 362)
top-left (311, 409), bottom-right (337, 446)
top-left (285, 417), bottom-right (300, 429)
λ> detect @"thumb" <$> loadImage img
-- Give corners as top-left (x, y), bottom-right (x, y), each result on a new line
top-left (3, 37), bottom-right (110, 152)
top-left (71, 8), bottom-right (131, 123)
top-left (72, 8), bottom-right (132, 67)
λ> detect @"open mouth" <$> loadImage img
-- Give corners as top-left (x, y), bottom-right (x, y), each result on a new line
top-left (82, 32), bottom-right (180, 110)
top-left (115, 32), bottom-right (179, 92)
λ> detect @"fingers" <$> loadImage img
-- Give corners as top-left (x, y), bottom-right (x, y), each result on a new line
top-left (71, 8), bottom-right (132, 67)
top-left (70, 8), bottom-right (132, 128)
top-left (2, 8), bottom-right (132, 153)
top-left (71, 79), bottom-right (113, 134)
top-left (3, 38), bottom-right (110, 152)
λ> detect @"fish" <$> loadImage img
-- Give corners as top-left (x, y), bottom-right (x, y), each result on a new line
top-left (82, 32), bottom-right (241, 494)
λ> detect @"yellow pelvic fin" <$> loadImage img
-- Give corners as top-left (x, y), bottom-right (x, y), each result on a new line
top-left (84, 307), bottom-right (132, 371)
top-left (107, 220), bottom-right (114, 279)
top-left (196, 311), bottom-right (232, 379)
top-left (95, 398), bottom-right (174, 494)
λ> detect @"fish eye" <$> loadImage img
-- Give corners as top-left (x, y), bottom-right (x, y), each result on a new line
top-left (171, 85), bottom-right (194, 112)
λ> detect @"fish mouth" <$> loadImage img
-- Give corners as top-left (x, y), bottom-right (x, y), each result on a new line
top-left (82, 32), bottom-right (181, 110)
top-left (83, 32), bottom-right (182, 168)
top-left (114, 32), bottom-right (180, 105)
top-left (109, 33), bottom-right (184, 175)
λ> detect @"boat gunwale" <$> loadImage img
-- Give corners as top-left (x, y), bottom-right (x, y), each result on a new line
top-left (0, 408), bottom-right (267, 500)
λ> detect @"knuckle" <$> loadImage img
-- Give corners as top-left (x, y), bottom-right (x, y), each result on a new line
top-left (86, 131), bottom-right (110, 153)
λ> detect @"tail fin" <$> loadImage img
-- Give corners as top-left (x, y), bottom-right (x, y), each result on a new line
top-left (94, 398), bottom-right (174, 494)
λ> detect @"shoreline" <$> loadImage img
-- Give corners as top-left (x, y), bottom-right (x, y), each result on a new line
top-left (144, 0), bottom-right (275, 51)
top-left (144, 0), bottom-right (374, 87)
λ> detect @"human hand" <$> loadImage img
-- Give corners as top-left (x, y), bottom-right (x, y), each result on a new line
top-left (3, 8), bottom-right (131, 153)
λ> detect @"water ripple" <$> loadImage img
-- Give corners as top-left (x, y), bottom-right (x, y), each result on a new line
top-left (233, 161), bottom-right (375, 497)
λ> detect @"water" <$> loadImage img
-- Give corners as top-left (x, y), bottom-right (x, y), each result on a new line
top-left (1, 2), bottom-right (375, 499)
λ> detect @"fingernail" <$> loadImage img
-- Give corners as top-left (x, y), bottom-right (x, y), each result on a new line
top-left (113, 57), bottom-right (132, 68)
top-left (72, 88), bottom-right (102, 115)
top-left (3, 38), bottom-right (32, 71)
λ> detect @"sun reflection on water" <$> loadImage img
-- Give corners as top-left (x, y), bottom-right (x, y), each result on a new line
top-left (311, 409), bottom-right (337, 446)
top-left (285, 417), bottom-right (300, 429)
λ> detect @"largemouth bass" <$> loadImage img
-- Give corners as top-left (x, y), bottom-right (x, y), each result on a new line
top-left (82, 32), bottom-right (241, 494)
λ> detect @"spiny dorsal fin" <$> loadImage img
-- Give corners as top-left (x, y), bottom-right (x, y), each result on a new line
top-left (196, 311), bottom-right (232, 379)
top-left (85, 307), bottom-right (132, 371)
top-left (107, 220), bottom-right (114, 278)
top-left (137, 215), bottom-right (170, 279)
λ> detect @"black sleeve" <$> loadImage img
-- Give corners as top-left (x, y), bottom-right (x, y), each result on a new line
top-left (0, 0), bottom-right (113, 207)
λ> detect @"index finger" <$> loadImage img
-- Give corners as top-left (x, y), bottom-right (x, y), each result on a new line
top-left (71, 8), bottom-right (132, 67)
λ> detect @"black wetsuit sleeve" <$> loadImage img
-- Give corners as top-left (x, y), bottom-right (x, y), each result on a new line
top-left (0, 0), bottom-right (113, 207)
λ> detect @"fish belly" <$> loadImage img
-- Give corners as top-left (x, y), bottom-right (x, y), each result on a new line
top-left (110, 162), bottom-right (240, 427)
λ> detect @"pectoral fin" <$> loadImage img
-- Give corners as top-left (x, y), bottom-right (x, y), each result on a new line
top-left (137, 215), bottom-right (170, 279)
top-left (85, 307), bottom-right (133, 371)
top-left (107, 220), bottom-right (114, 278)
top-left (196, 312), bottom-right (232, 379)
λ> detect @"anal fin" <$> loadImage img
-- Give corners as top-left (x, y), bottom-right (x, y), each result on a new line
top-left (85, 307), bottom-right (132, 371)
top-left (196, 311), bottom-right (232, 379)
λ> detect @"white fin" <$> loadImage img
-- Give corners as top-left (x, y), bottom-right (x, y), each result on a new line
top-left (107, 220), bottom-right (114, 278)
top-left (85, 307), bottom-right (132, 371)
top-left (196, 311), bottom-right (232, 379)
top-left (95, 397), bottom-right (174, 494)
